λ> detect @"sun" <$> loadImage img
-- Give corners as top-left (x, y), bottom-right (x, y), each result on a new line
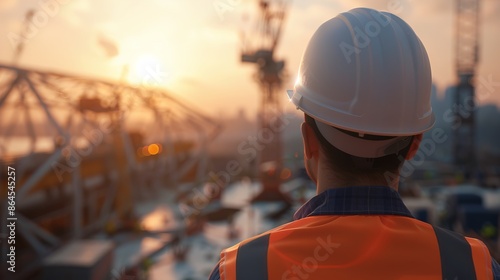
top-left (128, 54), bottom-right (171, 87)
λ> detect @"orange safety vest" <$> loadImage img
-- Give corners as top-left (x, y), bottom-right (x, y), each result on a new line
top-left (219, 215), bottom-right (493, 280)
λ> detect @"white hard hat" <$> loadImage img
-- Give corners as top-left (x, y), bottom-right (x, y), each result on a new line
top-left (287, 8), bottom-right (435, 158)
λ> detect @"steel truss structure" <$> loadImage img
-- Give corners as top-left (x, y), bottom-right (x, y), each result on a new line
top-left (0, 63), bottom-right (219, 278)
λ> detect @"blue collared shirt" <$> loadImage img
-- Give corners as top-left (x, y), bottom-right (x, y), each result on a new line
top-left (209, 186), bottom-right (500, 279)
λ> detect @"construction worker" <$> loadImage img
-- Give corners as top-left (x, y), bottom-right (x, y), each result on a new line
top-left (209, 8), bottom-right (500, 279)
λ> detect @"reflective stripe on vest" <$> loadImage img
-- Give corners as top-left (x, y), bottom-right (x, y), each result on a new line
top-left (433, 226), bottom-right (476, 279)
top-left (219, 216), bottom-right (493, 279)
top-left (220, 234), bottom-right (270, 280)
top-left (236, 234), bottom-right (270, 280)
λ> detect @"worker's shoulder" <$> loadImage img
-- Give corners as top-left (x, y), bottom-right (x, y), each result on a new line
top-left (432, 224), bottom-right (490, 248)
top-left (221, 217), bottom-right (316, 255)
top-left (223, 214), bottom-right (442, 254)
top-left (221, 222), bottom-right (290, 254)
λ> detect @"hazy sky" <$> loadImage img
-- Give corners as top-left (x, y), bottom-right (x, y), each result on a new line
top-left (0, 0), bottom-right (499, 117)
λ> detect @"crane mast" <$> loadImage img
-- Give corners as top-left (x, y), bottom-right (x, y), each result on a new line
top-left (454, 0), bottom-right (480, 175)
top-left (241, 0), bottom-right (289, 201)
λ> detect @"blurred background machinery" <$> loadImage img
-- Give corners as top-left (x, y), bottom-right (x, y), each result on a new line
top-left (453, 0), bottom-right (480, 175)
top-left (240, 0), bottom-right (290, 202)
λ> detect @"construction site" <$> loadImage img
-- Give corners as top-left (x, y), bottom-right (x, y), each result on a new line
top-left (0, 0), bottom-right (499, 279)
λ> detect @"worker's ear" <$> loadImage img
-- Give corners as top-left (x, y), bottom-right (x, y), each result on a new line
top-left (405, 134), bottom-right (423, 160)
top-left (301, 122), bottom-right (319, 160)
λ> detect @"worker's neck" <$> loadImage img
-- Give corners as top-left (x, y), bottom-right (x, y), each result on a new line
top-left (315, 163), bottom-right (400, 194)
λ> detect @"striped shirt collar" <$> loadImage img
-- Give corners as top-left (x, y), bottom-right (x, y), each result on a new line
top-left (293, 186), bottom-right (414, 220)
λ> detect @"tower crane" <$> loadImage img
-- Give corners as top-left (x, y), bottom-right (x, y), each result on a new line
top-left (241, 0), bottom-right (290, 202)
top-left (454, 0), bottom-right (480, 176)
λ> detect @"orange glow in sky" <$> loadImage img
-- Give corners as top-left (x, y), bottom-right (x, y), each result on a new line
top-left (0, 0), bottom-right (499, 116)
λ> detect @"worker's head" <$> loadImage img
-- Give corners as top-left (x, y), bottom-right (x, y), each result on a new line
top-left (286, 8), bottom-right (434, 188)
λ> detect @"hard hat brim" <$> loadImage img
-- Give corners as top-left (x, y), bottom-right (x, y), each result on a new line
top-left (315, 119), bottom-right (412, 158)
top-left (286, 88), bottom-right (435, 136)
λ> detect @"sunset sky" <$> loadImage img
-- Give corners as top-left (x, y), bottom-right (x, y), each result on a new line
top-left (0, 0), bottom-right (499, 118)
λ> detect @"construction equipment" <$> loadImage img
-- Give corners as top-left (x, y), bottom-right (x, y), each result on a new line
top-left (240, 0), bottom-right (290, 201)
top-left (453, 0), bottom-right (480, 174)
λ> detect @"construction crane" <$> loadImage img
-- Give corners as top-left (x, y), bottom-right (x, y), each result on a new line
top-left (241, 0), bottom-right (290, 202)
top-left (453, 0), bottom-right (480, 176)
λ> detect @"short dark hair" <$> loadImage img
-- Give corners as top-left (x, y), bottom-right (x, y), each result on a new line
top-left (304, 114), bottom-right (413, 183)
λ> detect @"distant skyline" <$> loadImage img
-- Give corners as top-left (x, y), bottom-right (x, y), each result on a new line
top-left (0, 0), bottom-right (499, 117)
